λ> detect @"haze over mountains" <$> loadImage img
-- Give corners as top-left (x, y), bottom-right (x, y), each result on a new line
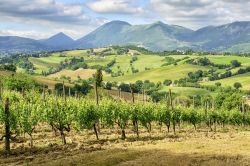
top-left (1, 20), bottom-right (250, 54)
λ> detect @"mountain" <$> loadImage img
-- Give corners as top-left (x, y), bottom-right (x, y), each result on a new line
top-left (0, 36), bottom-right (50, 54)
top-left (76, 21), bottom-right (132, 48)
top-left (2, 21), bottom-right (250, 54)
top-left (76, 21), bottom-right (194, 51)
top-left (0, 33), bottom-right (75, 55)
top-left (187, 21), bottom-right (250, 51)
top-left (77, 20), bottom-right (250, 52)
top-left (40, 32), bottom-right (75, 50)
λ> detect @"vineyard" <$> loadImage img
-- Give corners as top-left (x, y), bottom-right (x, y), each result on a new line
top-left (0, 87), bottom-right (249, 156)
top-left (0, 68), bottom-right (250, 165)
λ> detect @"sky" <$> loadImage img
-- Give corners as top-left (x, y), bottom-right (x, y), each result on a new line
top-left (0, 0), bottom-right (250, 39)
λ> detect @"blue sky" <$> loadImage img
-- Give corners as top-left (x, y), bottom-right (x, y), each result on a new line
top-left (0, 0), bottom-right (249, 39)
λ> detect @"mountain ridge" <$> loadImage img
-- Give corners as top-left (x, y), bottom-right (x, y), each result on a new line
top-left (1, 20), bottom-right (250, 54)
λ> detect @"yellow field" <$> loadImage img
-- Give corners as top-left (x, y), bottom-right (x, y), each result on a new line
top-left (1, 125), bottom-right (250, 166)
top-left (34, 76), bottom-right (73, 89)
top-left (47, 69), bottom-right (96, 81)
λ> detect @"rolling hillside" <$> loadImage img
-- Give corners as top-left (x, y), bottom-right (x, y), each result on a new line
top-left (76, 21), bottom-right (193, 51)
top-left (105, 64), bottom-right (211, 83)
top-left (25, 49), bottom-right (250, 88)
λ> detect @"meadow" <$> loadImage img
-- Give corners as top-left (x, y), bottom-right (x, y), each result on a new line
top-left (20, 48), bottom-right (250, 98)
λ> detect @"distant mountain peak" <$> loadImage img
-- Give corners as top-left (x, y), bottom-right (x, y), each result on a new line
top-left (48, 32), bottom-right (73, 41)
top-left (56, 32), bottom-right (65, 35)
top-left (106, 20), bottom-right (131, 26)
top-left (153, 21), bottom-right (165, 25)
top-left (41, 32), bottom-right (75, 49)
top-left (2, 20), bottom-right (250, 54)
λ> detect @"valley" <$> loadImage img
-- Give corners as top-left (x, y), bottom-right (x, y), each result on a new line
top-left (11, 47), bottom-right (250, 96)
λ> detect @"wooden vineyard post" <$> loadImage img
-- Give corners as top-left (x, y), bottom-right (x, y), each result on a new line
top-left (143, 89), bottom-right (145, 104)
top-left (130, 84), bottom-right (139, 138)
top-left (21, 88), bottom-right (24, 98)
top-left (129, 84), bottom-right (135, 103)
top-left (169, 89), bottom-right (176, 134)
top-left (42, 84), bottom-right (46, 102)
top-left (94, 81), bottom-right (100, 134)
top-left (63, 81), bottom-right (66, 102)
top-left (193, 96), bottom-right (195, 108)
top-left (94, 81), bottom-right (99, 106)
top-left (0, 81), bottom-right (3, 103)
top-left (242, 99), bottom-right (246, 127)
top-left (68, 87), bottom-right (71, 96)
top-left (118, 88), bottom-right (121, 99)
top-left (169, 89), bottom-right (173, 110)
top-left (75, 91), bottom-right (77, 98)
top-left (4, 98), bottom-right (11, 156)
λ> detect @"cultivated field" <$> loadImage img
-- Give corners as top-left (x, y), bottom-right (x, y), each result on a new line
top-left (47, 69), bottom-right (96, 81)
top-left (106, 64), bottom-right (211, 83)
top-left (202, 72), bottom-right (250, 90)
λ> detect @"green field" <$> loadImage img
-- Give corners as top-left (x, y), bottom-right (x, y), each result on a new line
top-left (106, 64), bottom-right (211, 83)
top-left (23, 48), bottom-right (250, 95)
top-left (29, 55), bottom-right (68, 74)
top-left (202, 72), bottom-right (250, 90)
top-left (161, 86), bottom-right (211, 96)
top-left (86, 55), bottom-right (115, 67)
top-left (207, 55), bottom-right (250, 66)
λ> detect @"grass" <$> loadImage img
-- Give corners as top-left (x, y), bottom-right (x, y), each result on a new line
top-left (0, 70), bottom-right (12, 76)
top-left (105, 64), bottom-right (211, 83)
top-left (64, 50), bottom-right (88, 57)
top-left (1, 124), bottom-right (250, 166)
top-left (23, 50), bottom-right (250, 93)
top-left (34, 76), bottom-right (73, 89)
top-left (133, 55), bottom-right (165, 72)
top-left (29, 56), bottom-right (67, 74)
top-left (202, 72), bottom-right (250, 90)
top-left (207, 55), bottom-right (250, 66)
top-left (47, 69), bottom-right (96, 81)
top-left (33, 56), bottom-right (67, 65)
top-left (111, 55), bottom-right (132, 73)
top-left (161, 86), bottom-right (211, 96)
top-left (86, 55), bottom-right (115, 67)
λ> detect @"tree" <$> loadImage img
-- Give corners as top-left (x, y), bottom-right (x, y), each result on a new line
top-left (134, 80), bottom-right (143, 93)
top-left (104, 82), bottom-right (112, 90)
top-left (234, 82), bottom-right (242, 90)
top-left (93, 69), bottom-right (103, 87)
top-left (163, 80), bottom-right (172, 86)
top-left (118, 83), bottom-right (130, 92)
top-left (73, 80), bottom-right (91, 95)
top-left (55, 83), bottom-right (69, 95)
top-left (231, 60), bottom-right (241, 68)
top-left (0, 64), bottom-right (17, 72)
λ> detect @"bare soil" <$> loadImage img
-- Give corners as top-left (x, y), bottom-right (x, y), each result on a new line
top-left (1, 125), bottom-right (250, 166)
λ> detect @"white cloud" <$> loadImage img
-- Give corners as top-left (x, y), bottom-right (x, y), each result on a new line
top-left (87, 0), bottom-right (145, 15)
top-left (150, 0), bottom-right (250, 29)
top-left (0, 0), bottom-right (109, 39)
top-left (0, 0), bottom-right (92, 24)
top-left (1, 0), bottom-right (250, 39)
top-left (0, 29), bottom-right (50, 39)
